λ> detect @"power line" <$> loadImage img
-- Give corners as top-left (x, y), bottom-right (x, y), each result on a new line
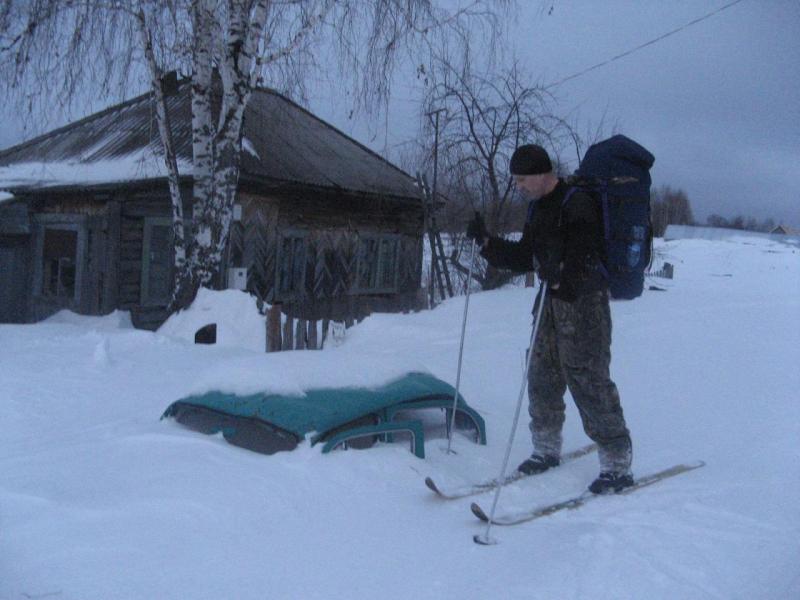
top-left (306, 1), bottom-right (747, 106)
top-left (545, 0), bottom-right (746, 89)
top-left (292, 0), bottom-right (749, 152)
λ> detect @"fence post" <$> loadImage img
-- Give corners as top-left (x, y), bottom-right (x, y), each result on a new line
top-left (295, 319), bottom-right (307, 350)
top-left (267, 304), bottom-right (282, 352)
top-left (307, 320), bottom-right (318, 350)
top-left (321, 318), bottom-right (330, 348)
top-left (282, 314), bottom-right (294, 351)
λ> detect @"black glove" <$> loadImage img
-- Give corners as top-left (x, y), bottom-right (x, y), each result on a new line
top-left (536, 250), bottom-right (563, 287)
top-left (466, 212), bottom-right (489, 246)
top-left (538, 260), bottom-right (562, 286)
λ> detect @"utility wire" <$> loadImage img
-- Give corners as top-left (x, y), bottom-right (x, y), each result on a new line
top-left (546, 0), bottom-right (746, 89)
top-left (308, 1), bottom-right (746, 106)
top-left (306, 1), bottom-right (748, 153)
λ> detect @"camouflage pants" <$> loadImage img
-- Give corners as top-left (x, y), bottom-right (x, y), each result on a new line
top-left (527, 289), bottom-right (632, 473)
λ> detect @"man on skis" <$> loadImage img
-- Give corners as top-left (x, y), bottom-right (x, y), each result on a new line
top-left (465, 144), bottom-right (633, 494)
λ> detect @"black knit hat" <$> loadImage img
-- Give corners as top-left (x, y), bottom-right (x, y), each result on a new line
top-left (509, 144), bottom-right (552, 175)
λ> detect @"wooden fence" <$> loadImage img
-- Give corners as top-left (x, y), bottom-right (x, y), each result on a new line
top-left (265, 304), bottom-right (355, 352)
top-left (648, 262), bottom-right (674, 279)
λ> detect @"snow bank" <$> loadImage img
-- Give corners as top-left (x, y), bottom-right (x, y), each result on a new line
top-left (1, 236), bottom-right (798, 600)
top-left (157, 288), bottom-right (266, 353)
top-left (44, 309), bottom-right (133, 331)
top-left (0, 190), bottom-right (13, 203)
top-left (157, 288), bottom-right (431, 396)
top-left (155, 289), bottom-right (431, 396)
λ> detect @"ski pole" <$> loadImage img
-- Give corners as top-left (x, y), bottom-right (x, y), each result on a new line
top-left (474, 280), bottom-right (549, 545)
top-left (446, 233), bottom-right (478, 454)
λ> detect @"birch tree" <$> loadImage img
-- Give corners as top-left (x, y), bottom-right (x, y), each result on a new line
top-left (1, 0), bottom-right (509, 310)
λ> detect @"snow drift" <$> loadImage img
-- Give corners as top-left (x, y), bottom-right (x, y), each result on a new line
top-left (1, 236), bottom-right (798, 600)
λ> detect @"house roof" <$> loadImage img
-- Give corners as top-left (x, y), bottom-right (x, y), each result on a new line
top-left (771, 225), bottom-right (799, 235)
top-left (0, 82), bottom-right (419, 201)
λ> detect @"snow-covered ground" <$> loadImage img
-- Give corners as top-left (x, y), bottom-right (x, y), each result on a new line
top-left (1, 237), bottom-right (798, 600)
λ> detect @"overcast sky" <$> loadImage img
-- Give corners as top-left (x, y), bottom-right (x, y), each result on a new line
top-left (310, 0), bottom-right (800, 227)
top-left (518, 0), bottom-right (800, 228)
top-left (1, 1), bottom-right (797, 227)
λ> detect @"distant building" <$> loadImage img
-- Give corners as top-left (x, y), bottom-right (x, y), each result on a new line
top-left (0, 81), bottom-right (424, 328)
top-left (770, 225), bottom-right (799, 236)
top-left (664, 224), bottom-right (800, 246)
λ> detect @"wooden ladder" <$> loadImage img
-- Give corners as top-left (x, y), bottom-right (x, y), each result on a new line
top-left (416, 172), bottom-right (453, 305)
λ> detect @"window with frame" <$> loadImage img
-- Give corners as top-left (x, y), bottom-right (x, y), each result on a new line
top-left (356, 235), bottom-right (399, 293)
top-left (277, 233), bottom-right (307, 296)
top-left (42, 228), bottom-right (78, 299)
top-left (141, 218), bottom-right (174, 306)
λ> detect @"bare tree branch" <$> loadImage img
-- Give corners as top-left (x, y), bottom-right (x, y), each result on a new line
top-left (2, 0), bottom-right (514, 308)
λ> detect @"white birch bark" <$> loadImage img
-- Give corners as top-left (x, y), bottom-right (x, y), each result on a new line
top-left (135, 5), bottom-right (187, 305)
top-left (183, 0), bottom-right (218, 304)
top-left (211, 0), bottom-right (269, 260)
top-left (1, 0), bottom-right (509, 311)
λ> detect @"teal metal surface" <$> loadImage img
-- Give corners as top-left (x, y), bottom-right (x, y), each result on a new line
top-left (383, 398), bottom-right (486, 445)
top-left (163, 371), bottom-right (476, 441)
top-left (321, 420), bottom-right (426, 458)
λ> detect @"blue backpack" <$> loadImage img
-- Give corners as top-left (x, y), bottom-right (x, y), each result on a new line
top-left (564, 135), bottom-right (655, 300)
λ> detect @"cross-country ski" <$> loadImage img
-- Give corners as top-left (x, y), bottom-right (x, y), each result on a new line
top-left (425, 442), bottom-right (597, 500)
top-left (471, 461), bottom-right (706, 527)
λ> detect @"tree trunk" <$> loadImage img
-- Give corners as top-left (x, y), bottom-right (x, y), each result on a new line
top-left (166, 0), bottom-right (269, 312)
top-left (135, 7), bottom-right (188, 312)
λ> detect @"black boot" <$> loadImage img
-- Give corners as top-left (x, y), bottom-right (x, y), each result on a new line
top-left (589, 471), bottom-right (634, 494)
top-left (517, 453), bottom-right (559, 476)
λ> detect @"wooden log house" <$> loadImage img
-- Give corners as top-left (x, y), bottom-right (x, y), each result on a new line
top-left (0, 81), bottom-right (424, 330)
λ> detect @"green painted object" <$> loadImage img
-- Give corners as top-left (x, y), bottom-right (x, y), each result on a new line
top-left (322, 420), bottom-right (426, 458)
top-left (162, 371), bottom-right (481, 444)
top-left (384, 398), bottom-right (486, 445)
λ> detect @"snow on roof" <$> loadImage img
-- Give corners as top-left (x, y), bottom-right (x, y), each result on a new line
top-left (0, 81), bottom-right (419, 199)
top-left (0, 148), bottom-right (193, 190)
top-left (0, 190), bottom-right (13, 204)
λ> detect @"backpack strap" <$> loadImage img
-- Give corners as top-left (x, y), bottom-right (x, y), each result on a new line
top-left (595, 185), bottom-right (611, 280)
top-left (526, 199), bottom-right (536, 224)
top-left (599, 185), bottom-right (611, 243)
top-left (561, 184), bottom-right (610, 234)
top-left (558, 187), bottom-right (579, 227)
top-left (563, 185), bottom-right (611, 280)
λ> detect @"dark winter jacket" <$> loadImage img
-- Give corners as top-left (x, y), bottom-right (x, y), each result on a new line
top-left (481, 179), bottom-right (606, 302)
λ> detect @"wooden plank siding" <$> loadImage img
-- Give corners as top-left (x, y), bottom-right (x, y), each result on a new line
top-left (231, 188), bottom-right (424, 322)
top-left (118, 213), bottom-right (144, 308)
top-left (6, 184), bottom-right (423, 331)
top-left (0, 201), bottom-right (32, 324)
top-left (0, 235), bottom-right (31, 323)
top-left (0, 83), bottom-right (425, 331)
top-left (102, 201), bottom-right (122, 313)
top-left (119, 197), bottom-right (172, 330)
